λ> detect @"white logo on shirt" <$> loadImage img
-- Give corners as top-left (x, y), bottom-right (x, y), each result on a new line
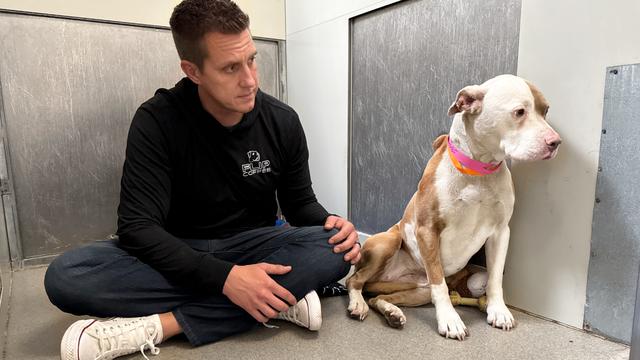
top-left (242, 150), bottom-right (271, 177)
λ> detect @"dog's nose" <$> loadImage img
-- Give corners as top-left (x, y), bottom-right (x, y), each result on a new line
top-left (546, 135), bottom-right (562, 151)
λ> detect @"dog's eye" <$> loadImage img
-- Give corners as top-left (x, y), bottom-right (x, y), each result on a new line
top-left (514, 108), bottom-right (526, 118)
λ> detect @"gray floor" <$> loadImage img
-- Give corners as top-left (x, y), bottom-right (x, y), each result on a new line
top-left (1, 267), bottom-right (630, 360)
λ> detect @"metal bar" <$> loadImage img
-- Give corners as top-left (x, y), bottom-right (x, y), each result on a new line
top-left (0, 262), bottom-right (12, 356)
top-left (0, 8), bottom-right (170, 30)
top-left (631, 263), bottom-right (640, 359)
top-left (0, 72), bottom-right (21, 265)
top-left (277, 40), bottom-right (288, 103)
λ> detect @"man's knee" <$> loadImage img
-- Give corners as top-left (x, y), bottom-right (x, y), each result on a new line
top-left (44, 253), bottom-right (74, 312)
top-left (272, 226), bottom-right (354, 295)
top-left (44, 242), bottom-right (118, 314)
top-left (303, 228), bottom-right (352, 282)
top-left (307, 226), bottom-right (353, 274)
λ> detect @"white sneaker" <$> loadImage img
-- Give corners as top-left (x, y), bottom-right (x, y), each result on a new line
top-left (60, 315), bottom-right (163, 360)
top-left (276, 290), bottom-right (322, 331)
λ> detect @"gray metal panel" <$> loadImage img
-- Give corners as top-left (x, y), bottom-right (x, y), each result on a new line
top-left (0, 12), bottom-right (282, 260)
top-left (585, 64), bottom-right (640, 344)
top-left (349, 0), bottom-right (521, 234)
top-left (254, 39), bottom-right (280, 99)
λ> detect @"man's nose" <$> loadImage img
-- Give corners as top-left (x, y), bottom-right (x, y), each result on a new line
top-left (239, 64), bottom-right (256, 87)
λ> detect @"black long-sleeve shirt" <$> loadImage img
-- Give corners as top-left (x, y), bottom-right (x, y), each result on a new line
top-left (116, 78), bottom-right (330, 294)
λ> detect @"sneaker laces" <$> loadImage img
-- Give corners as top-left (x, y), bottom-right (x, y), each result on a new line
top-left (277, 302), bottom-right (304, 326)
top-left (263, 305), bottom-right (303, 329)
top-left (263, 305), bottom-right (300, 329)
top-left (90, 317), bottom-right (160, 360)
top-left (140, 339), bottom-right (160, 360)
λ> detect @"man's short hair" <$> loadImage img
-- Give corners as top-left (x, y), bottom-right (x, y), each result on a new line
top-left (170, 0), bottom-right (250, 68)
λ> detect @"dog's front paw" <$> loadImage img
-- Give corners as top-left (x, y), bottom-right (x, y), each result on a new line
top-left (347, 295), bottom-right (369, 320)
top-left (486, 303), bottom-right (515, 330)
top-left (437, 308), bottom-right (468, 340)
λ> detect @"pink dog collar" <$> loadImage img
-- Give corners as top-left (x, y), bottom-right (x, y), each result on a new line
top-left (446, 136), bottom-right (502, 176)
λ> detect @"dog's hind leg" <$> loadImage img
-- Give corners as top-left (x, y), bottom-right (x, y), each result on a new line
top-left (368, 287), bottom-right (432, 328)
top-left (346, 224), bottom-right (403, 320)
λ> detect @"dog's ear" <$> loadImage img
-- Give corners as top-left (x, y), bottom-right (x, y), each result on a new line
top-left (447, 85), bottom-right (486, 116)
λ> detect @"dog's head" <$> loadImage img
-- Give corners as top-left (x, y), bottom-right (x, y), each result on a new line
top-left (447, 74), bottom-right (561, 162)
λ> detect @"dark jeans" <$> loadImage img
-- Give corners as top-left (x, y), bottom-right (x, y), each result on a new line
top-left (44, 226), bottom-right (351, 346)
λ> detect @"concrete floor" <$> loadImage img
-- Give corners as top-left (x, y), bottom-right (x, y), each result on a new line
top-left (0, 266), bottom-right (630, 360)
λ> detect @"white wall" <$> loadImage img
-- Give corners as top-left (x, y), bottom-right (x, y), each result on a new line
top-left (0, 0), bottom-right (285, 39)
top-left (236, 0), bottom-right (285, 40)
top-left (286, 0), bottom-right (401, 217)
top-left (286, 0), bottom-right (640, 329)
top-left (504, 0), bottom-right (640, 328)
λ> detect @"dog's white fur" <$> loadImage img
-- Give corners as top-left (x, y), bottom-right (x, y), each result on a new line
top-left (346, 74), bottom-right (561, 340)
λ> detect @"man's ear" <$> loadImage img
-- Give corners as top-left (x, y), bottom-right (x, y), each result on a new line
top-left (180, 60), bottom-right (201, 85)
top-left (447, 85), bottom-right (486, 116)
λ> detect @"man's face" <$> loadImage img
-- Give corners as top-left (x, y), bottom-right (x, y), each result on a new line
top-left (191, 29), bottom-right (259, 124)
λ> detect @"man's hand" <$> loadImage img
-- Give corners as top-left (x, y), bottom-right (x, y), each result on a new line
top-left (222, 263), bottom-right (297, 323)
top-left (324, 215), bottom-right (361, 264)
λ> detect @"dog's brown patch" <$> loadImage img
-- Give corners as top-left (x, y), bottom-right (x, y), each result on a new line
top-left (364, 281), bottom-right (418, 294)
top-left (347, 224), bottom-right (403, 291)
top-left (369, 287), bottom-right (432, 308)
top-left (525, 80), bottom-right (550, 117)
top-left (432, 134), bottom-right (447, 150)
top-left (348, 135), bottom-right (448, 299)
top-left (413, 135), bottom-right (448, 285)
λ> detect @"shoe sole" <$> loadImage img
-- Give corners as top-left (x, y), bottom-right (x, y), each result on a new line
top-left (305, 291), bottom-right (322, 331)
top-left (60, 319), bottom-right (96, 360)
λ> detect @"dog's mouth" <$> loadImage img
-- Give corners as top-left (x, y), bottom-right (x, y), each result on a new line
top-left (542, 148), bottom-right (559, 160)
top-left (510, 147), bottom-right (559, 162)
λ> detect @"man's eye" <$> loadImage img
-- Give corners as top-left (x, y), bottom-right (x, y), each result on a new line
top-left (225, 64), bottom-right (237, 73)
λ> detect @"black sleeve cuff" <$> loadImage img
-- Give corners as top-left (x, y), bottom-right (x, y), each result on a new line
top-left (194, 255), bottom-right (236, 294)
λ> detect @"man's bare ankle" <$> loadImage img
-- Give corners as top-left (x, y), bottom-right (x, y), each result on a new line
top-left (159, 312), bottom-right (183, 341)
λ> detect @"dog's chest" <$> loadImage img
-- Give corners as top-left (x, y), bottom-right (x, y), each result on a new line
top-left (436, 173), bottom-right (514, 274)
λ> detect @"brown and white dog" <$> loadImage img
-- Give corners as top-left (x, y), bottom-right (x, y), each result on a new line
top-left (346, 74), bottom-right (561, 340)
